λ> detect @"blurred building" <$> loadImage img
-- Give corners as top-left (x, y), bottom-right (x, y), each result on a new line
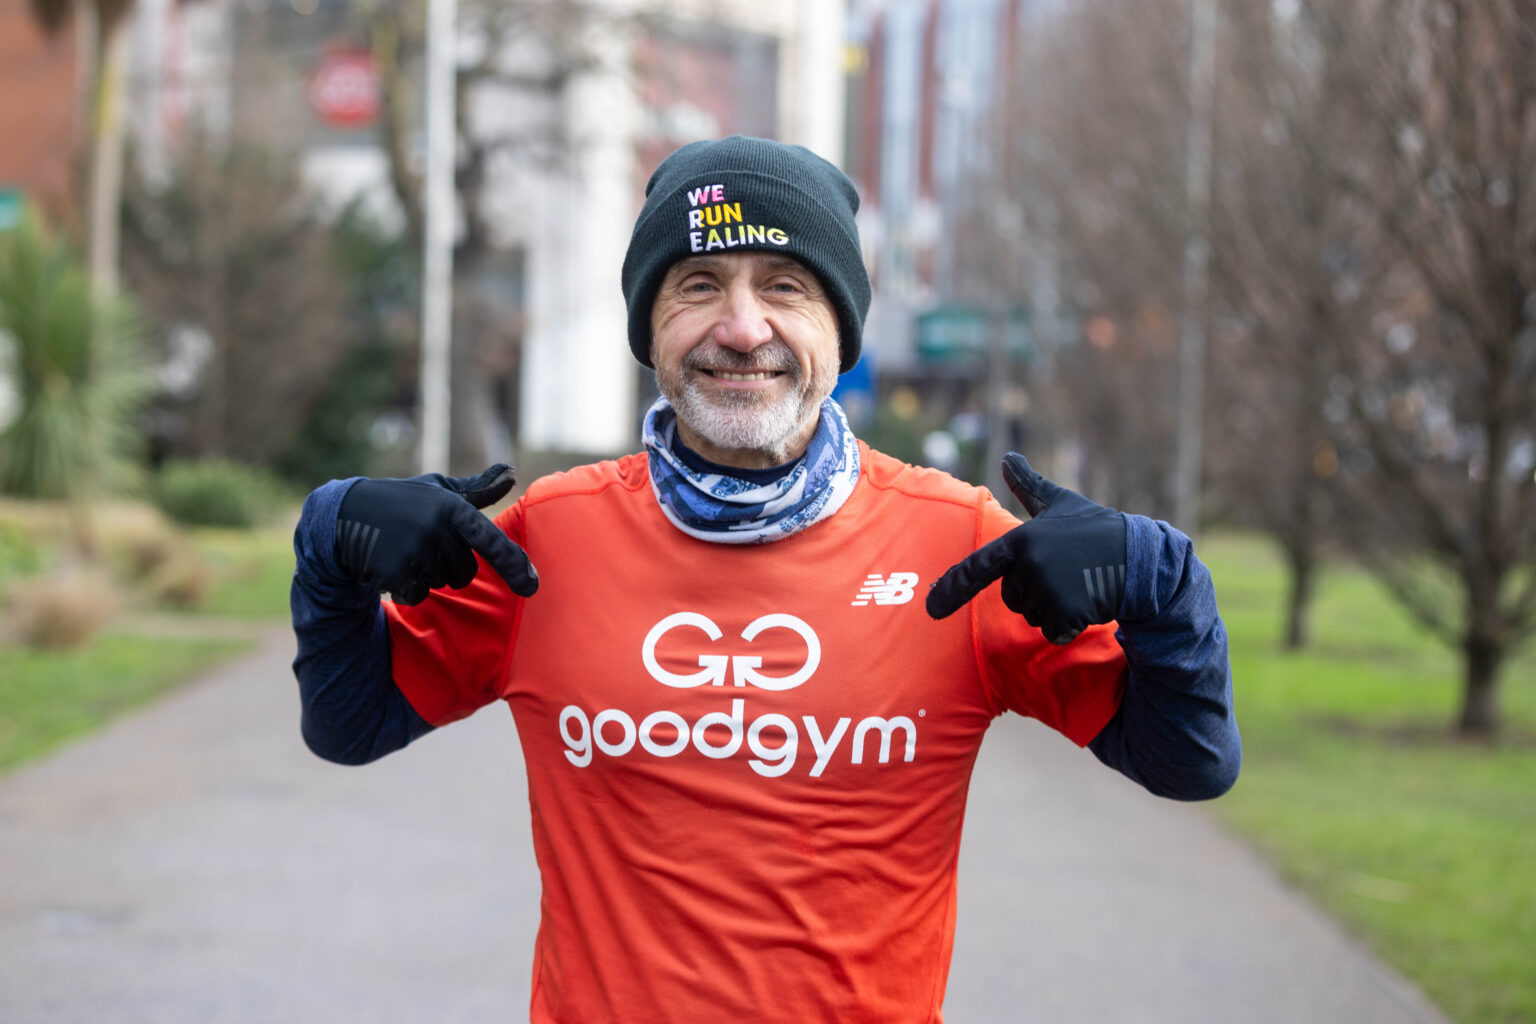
top-left (156, 0), bottom-right (847, 461)
top-left (844, 0), bottom-right (1055, 380)
top-left (0, 0), bottom-right (80, 224)
top-left (4, 0), bottom-right (1076, 464)
top-left (0, 0), bottom-right (230, 223)
top-left (1, 0), bottom-right (847, 462)
top-left (510, 0), bottom-right (850, 457)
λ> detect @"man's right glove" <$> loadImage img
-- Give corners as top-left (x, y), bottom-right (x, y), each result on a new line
top-left (333, 463), bottom-right (539, 606)
top-left (925, 452), bottom-right (1126, 644)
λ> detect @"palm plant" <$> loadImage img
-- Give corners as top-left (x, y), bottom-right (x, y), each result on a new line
top-left (0, 213), bottom-right (146, 510)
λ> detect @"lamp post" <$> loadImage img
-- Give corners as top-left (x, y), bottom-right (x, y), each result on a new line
top-left (418, 0), bottom-right (457, 473)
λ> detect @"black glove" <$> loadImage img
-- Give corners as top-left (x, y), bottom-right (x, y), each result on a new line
top-left (926, 453), bottom-right (1126, 644)
top-left (333, 463), bottom-right (539, 606)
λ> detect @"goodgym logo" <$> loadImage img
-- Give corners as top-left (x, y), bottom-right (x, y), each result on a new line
top-left (642, 612), bottom-right (820, 691)
top-left (557, 611), bottom-right (919, 777)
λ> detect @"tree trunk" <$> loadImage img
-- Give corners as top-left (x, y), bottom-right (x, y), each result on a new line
top-left (1283, 543), bottom-right (1315, 650)
top-left (87, 14), bottom-right (128, 298)
top-left (1458, 634), bottom-right (1502, 737)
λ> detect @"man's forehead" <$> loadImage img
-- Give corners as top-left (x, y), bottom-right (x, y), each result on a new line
top-left (666, 253), bottom-right (814, 276)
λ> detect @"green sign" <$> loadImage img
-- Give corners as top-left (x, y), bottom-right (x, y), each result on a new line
top-left (0, 189), bottom-right (23, 232)
top-left (915, 305), bottom-right (1035, 363)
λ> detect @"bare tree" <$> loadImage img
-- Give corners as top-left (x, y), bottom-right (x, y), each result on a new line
top-left (371, 0), bottom-right (607, 252)
top-left (979, 0), bottom-right (1536, 735)
top-left (1297, 0), bottom-right (1536, 735)
top-left (949, 0), bottom-right (1364, 648)
top-left (948, 0), bottom-right (1192, 515)
top-left (1202, 2), bottom-right (1379, 649)
top-left (120, 137), bottom-right (358, 469)
top-left (366, 0), bottom-right (615, 470)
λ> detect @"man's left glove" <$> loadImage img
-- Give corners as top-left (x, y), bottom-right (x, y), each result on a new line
top-left (926, 453), bottom-right (1126, 644)
top-left (334, 463), bottom-right (539, 606)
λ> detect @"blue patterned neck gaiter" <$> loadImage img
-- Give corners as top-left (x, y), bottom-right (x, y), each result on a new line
top-left (641, 396), bottom-right (861, 544)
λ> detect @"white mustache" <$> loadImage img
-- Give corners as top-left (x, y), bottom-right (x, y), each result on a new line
top-left (683, 342), bottom-right (799, 377)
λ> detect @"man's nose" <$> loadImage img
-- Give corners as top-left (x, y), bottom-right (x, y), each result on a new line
top-left (711, 281), bottom-right (774, 351)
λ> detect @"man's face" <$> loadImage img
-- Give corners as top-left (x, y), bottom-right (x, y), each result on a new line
top-left (649, 252), bottom-right (841, 469)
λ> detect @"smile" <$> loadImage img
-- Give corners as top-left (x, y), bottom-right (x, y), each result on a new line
top-left (703, 370), bottom-right (784, 382)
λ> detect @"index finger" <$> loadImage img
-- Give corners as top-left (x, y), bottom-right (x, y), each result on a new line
top-left (925, 531), bottom-right (1019, 620)
top-left (450, 504), bottom-right (540, 597)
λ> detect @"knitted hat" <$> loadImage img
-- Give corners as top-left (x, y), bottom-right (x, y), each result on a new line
top-left (621, 135), bottom-right (870, 374)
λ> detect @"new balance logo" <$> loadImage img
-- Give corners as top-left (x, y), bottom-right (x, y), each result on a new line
top-left (851, 572), bottom-right (919, 607)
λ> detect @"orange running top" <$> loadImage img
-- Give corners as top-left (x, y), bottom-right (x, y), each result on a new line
top-left (387, 444), bottom-right (1125, 1023)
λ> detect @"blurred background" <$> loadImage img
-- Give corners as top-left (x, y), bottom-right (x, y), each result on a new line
top-left (1, 1), bottom-right (1533, 1021)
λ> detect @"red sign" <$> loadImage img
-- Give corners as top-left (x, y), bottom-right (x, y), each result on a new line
top-left (310, 50), bottom-right (380, 130)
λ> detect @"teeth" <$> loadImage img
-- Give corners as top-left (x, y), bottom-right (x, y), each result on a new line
top-left (714, 371), bottom-right (773, 381)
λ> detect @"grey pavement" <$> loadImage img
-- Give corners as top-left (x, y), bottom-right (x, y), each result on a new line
top-left (0, 628), bottom-right (1450, 1023)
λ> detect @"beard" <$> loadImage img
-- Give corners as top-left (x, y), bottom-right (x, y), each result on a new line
top-left (655, 340), bottom-right (838, 464)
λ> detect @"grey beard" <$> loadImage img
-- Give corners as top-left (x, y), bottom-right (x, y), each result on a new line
top-left (656, 344), bottom-right (835, 463)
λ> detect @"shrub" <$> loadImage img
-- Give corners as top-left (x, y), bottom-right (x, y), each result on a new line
top-left (154, 459), bottom-right (290, 528)
top-left (96, 505), bottom-right (212, 608)
top-left (2, 568), bottom-right (119, 649)
top-left (141, 547), bottom-right (214, 608)
top-left (97, 504), bottom-right (178, 578)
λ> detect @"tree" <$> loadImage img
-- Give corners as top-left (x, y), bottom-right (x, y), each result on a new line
top-left (947, 0), bottom-right (1197, 517)
top-left (27, 0), bottom-right (134, 296)
top-left (1293, 0), bottom-right (1536, 735)
top-left (0, 212), bottom-right (146, 550)
top-left (365, 0), bottom-right (614, 471)
top-left (277, 200), bottom-right (421, 485)
top-left (1202, 2), bottom-right (1379, 649)
top-left (120, 138), bottom-right (364, 472)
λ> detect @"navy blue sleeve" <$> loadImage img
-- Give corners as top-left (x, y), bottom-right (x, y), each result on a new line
top-left (1086, 515), bottom-right (1241, 800)
top-left (290, 478), bottom-right (435, 765)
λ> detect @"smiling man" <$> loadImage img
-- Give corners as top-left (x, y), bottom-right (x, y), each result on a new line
top-left (289, 135), bottom-right (1240, 1023)
top-left (649, 252), bottom-right (839, 467)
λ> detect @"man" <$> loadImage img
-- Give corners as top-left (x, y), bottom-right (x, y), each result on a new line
top-left (291, 135), bottom-right (1239, 1023)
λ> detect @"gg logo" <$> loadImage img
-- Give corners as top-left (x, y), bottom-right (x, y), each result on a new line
top-left (641, 612), bottom-right (821, 691)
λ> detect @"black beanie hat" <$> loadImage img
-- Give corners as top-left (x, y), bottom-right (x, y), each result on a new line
top-left (621, 135), bottom-right (870, 374)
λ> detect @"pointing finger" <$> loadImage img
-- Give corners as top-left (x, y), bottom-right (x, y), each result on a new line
top-left (1000, 453), bottom-right (1061, 519)
top-left (450, 503), bottom-right (540, 597)
top-left (443, 464), bottom-right (517, 510)
top-left (925, 530), bottom-right (1019, 620)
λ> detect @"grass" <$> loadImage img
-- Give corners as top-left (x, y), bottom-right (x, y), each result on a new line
top-left (189, 521), bottom-right (298, 618)
top-left (0, 507), bottom-right (296, 774)
top-left (0, 632), bottom-right (252, 772)
top-left (1202, 533), bottom-right (1536, 1024)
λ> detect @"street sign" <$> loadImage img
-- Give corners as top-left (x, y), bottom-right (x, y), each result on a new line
top-left (0, 189), bottom-right (24, 232)
top-left (915, 305), bottom-right (1035, 363)
top-left (309, 50), bottom-right (380, 130)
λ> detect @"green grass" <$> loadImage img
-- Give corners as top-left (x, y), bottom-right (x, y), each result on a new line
top-left (0, 510), bottom-right (296, 775)
top-left (0, 631), bottom-right (251, 772)
top-left (187, 519), bottom-right (298, 619)
top-left (1203, 533), bottom-right (1536, 1024)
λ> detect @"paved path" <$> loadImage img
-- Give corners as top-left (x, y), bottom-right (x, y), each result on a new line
top-left (0, 629), bottom-right (1450, 1023)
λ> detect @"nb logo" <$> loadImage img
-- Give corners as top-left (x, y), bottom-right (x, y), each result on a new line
top-left (851, 572), bottom-right (919, 607)
top-left (642, 612), bottom-right (820, 691)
